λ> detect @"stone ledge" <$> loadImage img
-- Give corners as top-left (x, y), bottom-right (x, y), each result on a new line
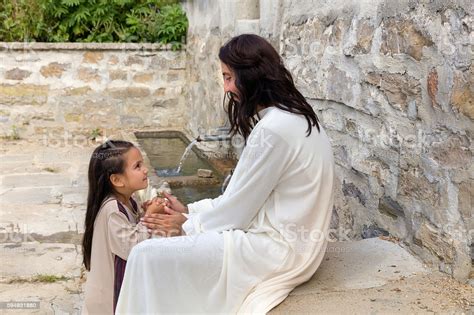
top-left (0, 42), bottom-right (185, 51)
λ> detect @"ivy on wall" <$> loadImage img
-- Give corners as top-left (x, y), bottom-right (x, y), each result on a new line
top-left (0, 0), bottom-right (188, 49)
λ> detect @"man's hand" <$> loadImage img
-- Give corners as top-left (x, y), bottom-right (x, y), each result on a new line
top-left (163, 192), bottom-right (188, 214)
top-left (141, 206), bottom-right (187, 237)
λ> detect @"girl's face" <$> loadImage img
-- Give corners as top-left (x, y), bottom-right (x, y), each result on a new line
top-left (221, 62), bottom-right (240, 101)
top-left (121, 147), bottom-right (149, 192)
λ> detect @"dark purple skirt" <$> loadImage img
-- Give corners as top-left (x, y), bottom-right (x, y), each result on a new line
top-left (113, 198), bottom-right (138, 313)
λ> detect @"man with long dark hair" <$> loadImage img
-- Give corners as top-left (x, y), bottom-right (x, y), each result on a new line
top-left (117, 34), bottom-right (335, 314)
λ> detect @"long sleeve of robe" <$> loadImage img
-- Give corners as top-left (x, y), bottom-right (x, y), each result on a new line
top-left (116, 107), bottom-right (335, 314)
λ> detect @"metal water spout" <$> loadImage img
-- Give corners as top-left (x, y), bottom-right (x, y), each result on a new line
top-left (196, 134), bottom-right (232, 142)
top-left (196, 126), bottom-right (232, 142)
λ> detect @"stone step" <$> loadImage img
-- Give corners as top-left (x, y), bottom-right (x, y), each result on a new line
top-left (0, 242), bottom-right (82, 280)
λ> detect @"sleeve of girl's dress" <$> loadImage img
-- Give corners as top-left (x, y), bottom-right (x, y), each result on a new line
top-left (107, 211), bottom-right (151, 260)
top-left (182, 127), bottom-right (290, 234)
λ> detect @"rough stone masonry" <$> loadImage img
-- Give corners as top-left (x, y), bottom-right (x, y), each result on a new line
top-left (182, 0), bottom-right (473, 282)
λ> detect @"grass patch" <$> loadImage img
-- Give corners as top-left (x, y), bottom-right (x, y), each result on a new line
top-left (43, 167), bottom-right (59, 173)
top-left (5, 274), bottom-right (70, 284)
top-left (33, 274), bottom-right (69, 283)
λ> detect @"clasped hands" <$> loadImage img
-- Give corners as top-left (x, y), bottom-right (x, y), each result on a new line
top-left (140, 192), bottom-right (188, 237)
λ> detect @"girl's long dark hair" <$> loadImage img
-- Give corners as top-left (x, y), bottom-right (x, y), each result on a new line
top-left (82, 140), bottom-right (134, 271)
top-left (219, 34), bottom-right (320, 140)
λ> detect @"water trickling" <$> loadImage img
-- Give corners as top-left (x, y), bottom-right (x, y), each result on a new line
top-left (157, 139), bottom-right (198, 177)
top-left (176, 139), bottom-right (198, 173)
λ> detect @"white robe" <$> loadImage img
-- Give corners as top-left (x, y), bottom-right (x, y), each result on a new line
top-left (116, 107), bottom-right (335, 314)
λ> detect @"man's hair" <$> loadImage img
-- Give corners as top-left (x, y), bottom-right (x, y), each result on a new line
top-left (219, 34), bottom-right (320, 140)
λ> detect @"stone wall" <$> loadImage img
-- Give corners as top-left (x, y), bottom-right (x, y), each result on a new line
top-left (0, 43), bottom-right (186, 140)
top-left (183, 0), bottom-right (473, 281)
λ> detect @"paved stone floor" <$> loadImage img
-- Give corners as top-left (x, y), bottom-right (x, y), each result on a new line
top-left (0, 138), bottom-right (472, 314)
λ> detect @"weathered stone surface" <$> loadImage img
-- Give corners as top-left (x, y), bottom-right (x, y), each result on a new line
top-left (109, 70), bottom-right (127, 81)
top-left (1, 242), bottom-right (82, 278)
top-left (77, 67), bottom-right (101, 83)
top-left (152, 99), bottom-right (175, 108)
top-left (5, 68), bottom-right (32, 80)
top-left (82, 51), bottom-right (104, 64)
top-left (326, 65), bottom-right (357, 107)
top-left (450, 69), bottom-right (474, 120)
top-left (64, 113), bottom-right (83, 123)
top-left (125, 55), bottom-right (144, 66)
top-left (365, 72), bottom-right (421, 112)
top-left (457, 181), bottom-right (473, 228)
top-left (0, 84), bottom-right (48, 97)
top-left (380, 18), bottom-right (434, 61)
top-left (345, 18), bottom-right (375, 55)
top-left (107, 87), bottom-right (150, 99)
top-left (398, 167), bottom-right (440, 206)
top-left (133, 72), bottom-right (154, 83)
top-left (378, 196), bottom-right (405, 218)
top-left (40, 62), bottom-right (68, 78)
top-left (63, 86), bottom-right (91, 96)
top-left (414, 222), bottom-right (455, 263)
top-left (108, 55), bottom-right (119, 65)
top-left (154, 88), bottom-right (166, 97)
top-left (167, 70), bottom-right (184, 82)
top-left (0, 84), bottom-right (49, 105)
top-left (427, 68), bottom-right (439, 108)
top-left (342, 180), bottom-right (367, 206)
top-left (1, 173), bottom-right (72, 188)
top-left (429, 135), bottom-right (471, 168)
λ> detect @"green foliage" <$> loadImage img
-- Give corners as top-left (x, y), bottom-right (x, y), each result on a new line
top-left (0, 0), bottom-right (188, 45)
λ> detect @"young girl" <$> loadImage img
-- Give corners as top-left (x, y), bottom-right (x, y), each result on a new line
top-left (82, 140), bottom-right (165, 314)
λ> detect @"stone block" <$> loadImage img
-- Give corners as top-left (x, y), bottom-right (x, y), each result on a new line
top-left (380, 18), bottom-right (433, 61)
top-left (133, 72), bottom-right (154, 83)
top-left (63, 86), bottom-right (91, 96)
top-left (109, 70), bottom-right (127, 81)
top-left (77, 67), bottom-right (101, 83)
top-left (152, 99), bottom-right (176, 108)
top-left (378, 196), bottom-right (405, 218)
top-left (427, 68), bottom-right (439, 108)
top-left (82, 51), bottom-right (104, 64)
top-left (414, 222), bottom-right (454, 263)
top-left (154, 88), bottom-right (166, 97)
top-left (365, 72), bottom-right (421, 112)
top-left (108, 55), bottom-right (119, 65)
top-left (197, 169), bottom-right (213, 178)
top-left (5, 68), bottom-right (32, 80)
top-left (398, 167), bottom-right (440, 206)
top-left (167, 70), bottom-right (184, 82)
top-left (125, 55), bottom-right (144, 66)
top-left (342, 180), bottom-right (367, 206)
top-left (64, 113), bottom-right (83, 123)
top-left (450, 69), bottom-right (473, 120)
top-left (0, 187), bottom-right (53, 204)
top-left (325, 65), bottom-right (358, 107)
top-left (429, 135), bottom-right (470, 168)
top-left (0, 242), bottom-right (82, 279)
top-left (107, 87), bottom-right (151, 99)
top-left (40, 62), bottom-right (69, 78)
top-left (457, 181), bottom-right (473, 226)
top-left (0, 84), bottom-right (49, 105)
top-left (344, 18), bottom-right (375, 56)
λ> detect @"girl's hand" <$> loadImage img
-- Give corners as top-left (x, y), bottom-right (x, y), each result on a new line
top-left (144, 198), bottom-right (168, 215)
top-left (141, 200), bottom-right (153, 211)
top-left (141, 206), bottom-right (187, 237)
top-left (163, 192), bottom-right (188, 214)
